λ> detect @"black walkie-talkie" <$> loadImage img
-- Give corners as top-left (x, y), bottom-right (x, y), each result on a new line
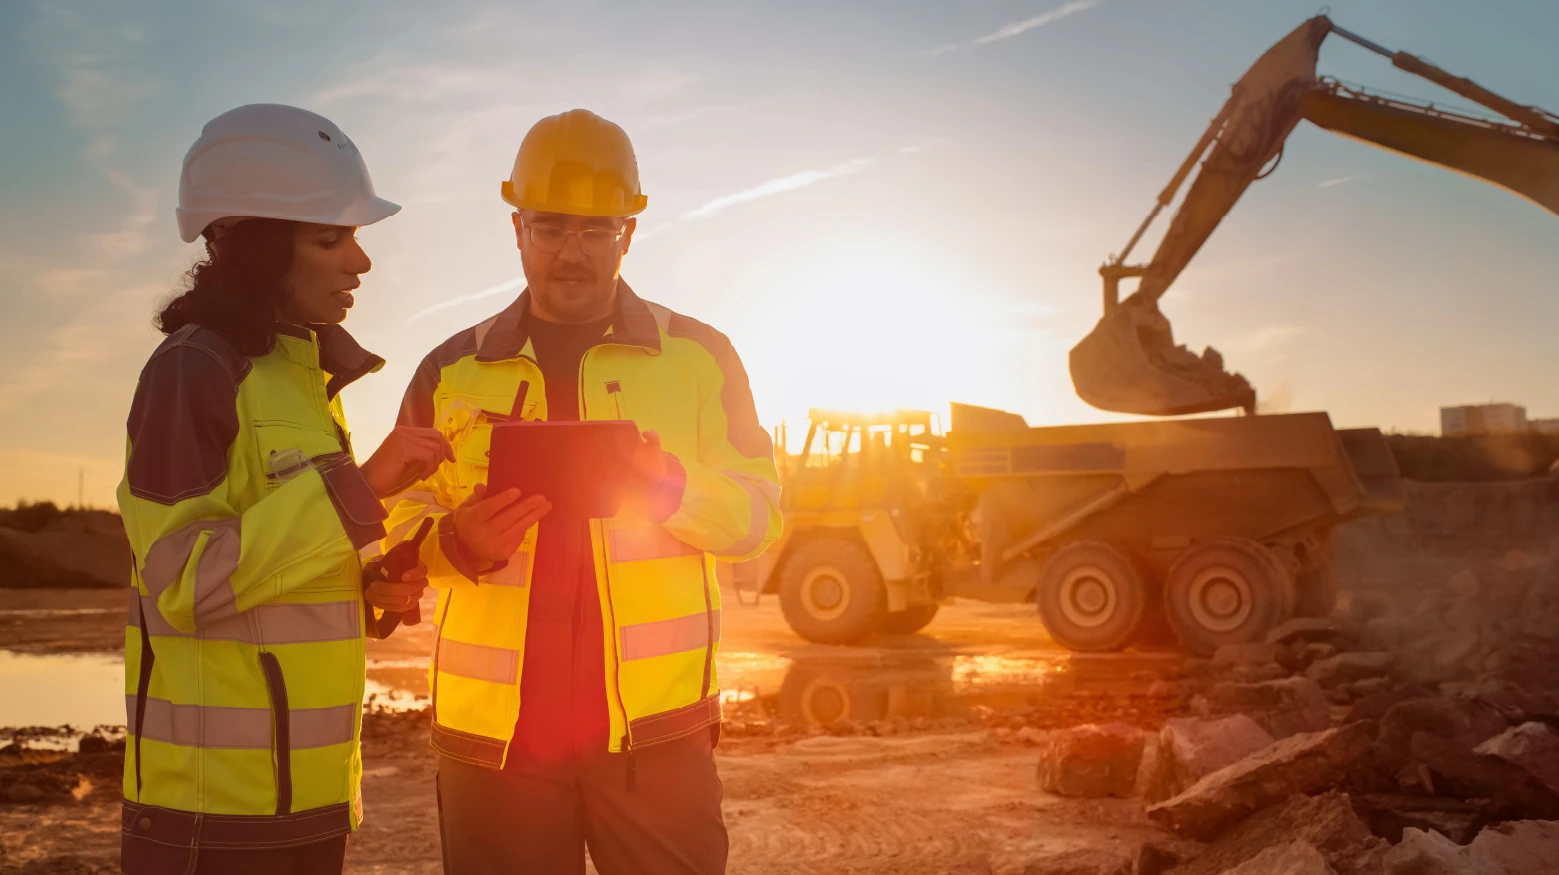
top-left (364, 516), bottom-right (435, 639)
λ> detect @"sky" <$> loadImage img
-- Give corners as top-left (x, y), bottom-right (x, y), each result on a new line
top-left (1, 0), bottom-right (1556, 508)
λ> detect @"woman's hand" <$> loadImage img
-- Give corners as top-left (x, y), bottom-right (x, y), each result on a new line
top-left (361, 426), bottom-right (455, 498)
top-left (364, 562), bottom-right (429, 614)
top-left (453, 483), bottom-right (553, 564)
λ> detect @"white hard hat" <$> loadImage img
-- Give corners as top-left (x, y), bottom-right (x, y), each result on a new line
top-left (176, 103), bottom-right (400, 243)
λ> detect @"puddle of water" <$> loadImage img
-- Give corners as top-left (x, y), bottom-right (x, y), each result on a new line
top-left (0, 651), bottom-right (126, 731)
top-left (0, 608), bottom-right (122, 618)
top-left (1, 646), bottom-right (1185, 738)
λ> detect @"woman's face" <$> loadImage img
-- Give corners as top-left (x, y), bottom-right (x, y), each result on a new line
top-left (277, 222), bottom-right (371, 325)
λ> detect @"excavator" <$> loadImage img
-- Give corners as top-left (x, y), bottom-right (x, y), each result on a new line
top-left (1070, 14), bottom-right (1559, 417)
top-left (745, 15), bottom-right (1557, 657)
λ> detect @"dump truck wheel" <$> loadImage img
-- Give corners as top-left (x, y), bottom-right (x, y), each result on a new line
top-left (1292, 566), bottom-right (1339, 618)
top-left (879, 603), bottom-right (940, 636)
top-left (779, 539), bottom-right (884, 644)
top-left (1035, 541), bottom-right (1150, 653)
top-left (1163, 539), bottom-right (1291, 655)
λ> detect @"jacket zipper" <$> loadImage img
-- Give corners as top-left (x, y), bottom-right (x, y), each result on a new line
top-left (257, 652), bottom-right (293, 816)
top-left (581, 347), bottom-right (634, 767)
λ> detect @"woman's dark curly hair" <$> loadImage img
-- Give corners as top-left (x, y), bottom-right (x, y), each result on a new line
top-left (156, 218), bottom-right (296, 356)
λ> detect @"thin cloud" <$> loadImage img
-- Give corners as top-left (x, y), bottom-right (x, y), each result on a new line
top-left (1319, 174), bottom-right (1369, 189)
top-left (406, 277), bottom-right (524, 323)
top-left (931, 0), bottom-right (1101, 55)
top-left (683, 159), bottom-right (874, 220)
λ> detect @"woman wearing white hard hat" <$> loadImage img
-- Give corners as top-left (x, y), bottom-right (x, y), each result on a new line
top-left (115, 104), bottom-right (491, 875)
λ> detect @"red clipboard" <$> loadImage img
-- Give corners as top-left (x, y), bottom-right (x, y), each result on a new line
top-left (487, 421), bottom-right (640, 519)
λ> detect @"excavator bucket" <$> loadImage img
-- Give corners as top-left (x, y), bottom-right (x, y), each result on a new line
top-left (1069, 296), bottom-right (1255, 416)
top-left (1070, 17), bottom-right (1331, 416)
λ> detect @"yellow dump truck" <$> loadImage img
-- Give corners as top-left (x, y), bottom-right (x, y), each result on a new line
top-left (736, 405), bottom-right (1402, 656)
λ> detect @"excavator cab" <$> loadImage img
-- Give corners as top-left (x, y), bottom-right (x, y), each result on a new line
top-left (1070, 14), bottom-right (1559, 417)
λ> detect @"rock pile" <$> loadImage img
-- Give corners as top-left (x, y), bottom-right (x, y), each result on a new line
top-left (1025, 552), bottom-right (1559, 873)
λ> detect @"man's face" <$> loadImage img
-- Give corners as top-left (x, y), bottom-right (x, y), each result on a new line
top-left (514, 210), bottom-right (636, 323)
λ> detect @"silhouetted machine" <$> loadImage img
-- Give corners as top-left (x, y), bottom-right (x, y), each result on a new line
top-left (1070, 14), bottom-right (1559, 417)
top-left (747, 17), bottom-right (1555, 657)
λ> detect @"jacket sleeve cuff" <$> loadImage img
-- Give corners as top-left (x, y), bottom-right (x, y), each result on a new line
top-left (648, 453), bottom-right (687, 524)
top-left (436, 512), bottom-right (506, 583)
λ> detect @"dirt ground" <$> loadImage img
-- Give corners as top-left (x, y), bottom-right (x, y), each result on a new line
top-left (0, 588), bottom-right (1193, 874)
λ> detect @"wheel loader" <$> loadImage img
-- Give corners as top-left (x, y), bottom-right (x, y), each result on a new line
top-left (738, 14), bottom-right (1557, 655)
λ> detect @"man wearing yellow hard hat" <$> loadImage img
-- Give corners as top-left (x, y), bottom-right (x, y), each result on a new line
top-left (382, 109), bottom-right (782, 872)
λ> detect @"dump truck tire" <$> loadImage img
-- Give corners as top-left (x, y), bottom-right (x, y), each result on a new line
top-left (1035, 541), bottom-right (1150, 653)
top-left (879, 603), bottom-right (940, 636)
top-left (1163, 539), bottom-right (1291, 655)
top-left (779, 539), bottom-right (884, 644)
top-left (1292, 565), bottom-right (1339, 618)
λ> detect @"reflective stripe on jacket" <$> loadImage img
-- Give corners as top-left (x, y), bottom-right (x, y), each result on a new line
top-left (116, 323), bottom-right (388, 851)
top-left (384, 282), bottom-right (781, 767)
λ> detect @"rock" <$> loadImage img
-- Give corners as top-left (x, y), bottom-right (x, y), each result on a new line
top-left (1364, 616), bottom-right (1410, 651)
top-left (1347, 685), bottom-right (1435, 725)
top-left (1019, 848), bottom-right (1132, 875)
top-left (1142, 715), bottom-right (1275, 803)
top-left (1214, 642), bottom-right (1283, 669)
top-left (1376, 697), bottom-right (1506, 770)
top-left (1197, 677), bottom-right (1332, 739)
top-left (1385, 820), bottom-right (1559, 874)
top-left (1269, 617), bottom-right (1360, 647)
top-left (1307, 652), bottom-right (1396, 688)
top-left (1133, 840), bottom-right (1193, 875)
top-left (7, 782), bottom-right (44, 802)
top-left (1147, 724), bottom-right (1374, 841)
top-left (1354, 794), bottom-right (1489, 845)
top-left (1173, 791), bottom-right (1387, 875)
top-left (1223, 842), bottom-right (1337, 875)
top-left (1034, 723), bottom-right (1144, 798)
top-left (1476, 722), bottom-right (1559, 795)
top-left (1349, 677), bottom-right (1394, 698)
top-left (1300, 641), bottom-right (1341, 665)
top-left (1409, 732), bottom-right (1559, 821)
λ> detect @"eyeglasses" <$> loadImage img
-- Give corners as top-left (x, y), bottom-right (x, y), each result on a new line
top-left (523, 222), bottom-right (626, 257)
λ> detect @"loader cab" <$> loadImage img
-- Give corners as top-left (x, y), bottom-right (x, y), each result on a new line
top-left (733, 409), bottom-right (973, 644)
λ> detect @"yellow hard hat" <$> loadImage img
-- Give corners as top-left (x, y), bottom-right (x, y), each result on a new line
top-left (501, 109), bottom-right (647, 217)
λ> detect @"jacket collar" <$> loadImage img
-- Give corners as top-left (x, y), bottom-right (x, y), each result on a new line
top-left (476, 279), bottom-right (661, 362)
top-left (274, 322), bottom-right (386, 399)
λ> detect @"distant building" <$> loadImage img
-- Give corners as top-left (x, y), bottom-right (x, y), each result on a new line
top-left (1531, 417), bottom-right (1559, 435)
top-left (1441, 403), bottom-right (1528, 436)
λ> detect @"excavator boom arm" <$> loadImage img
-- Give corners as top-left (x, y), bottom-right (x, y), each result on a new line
top-left (1070, 15), bottom-right (1558, 418)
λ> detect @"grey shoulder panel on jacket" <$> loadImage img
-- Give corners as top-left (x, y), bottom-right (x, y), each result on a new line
top-left (663, 310), bottom-right (774, 461)
top-left (126, 330), bottom-right (248, 505)
top-left (398, 323), bottom-right (484, 428)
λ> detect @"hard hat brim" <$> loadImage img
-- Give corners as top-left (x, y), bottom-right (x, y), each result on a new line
top-left (500, 180), bottom-right (646, 217)
top-left (176, 196), bottom-right (402, 243)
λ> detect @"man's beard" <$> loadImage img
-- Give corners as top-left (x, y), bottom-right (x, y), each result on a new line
top-left (536, 278), bottom-right (615, 323)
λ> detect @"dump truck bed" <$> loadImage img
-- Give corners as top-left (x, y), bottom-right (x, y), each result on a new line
top-left (947, 409), bottom-right (1402, 584)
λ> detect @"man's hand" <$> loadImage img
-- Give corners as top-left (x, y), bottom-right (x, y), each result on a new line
top-left (631, 430), bottom-right (667, 485)
top-left (453, 483), bottom-right (553, 564)
top-left (365, 562), bottom-right (429, 614)
top-left (361, 427), bottom-right (456, 498)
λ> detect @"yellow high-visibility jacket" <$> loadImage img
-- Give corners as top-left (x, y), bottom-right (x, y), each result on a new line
top-left (384, 282), bottom-right (781, 767)
top-left (116, 323), bottom-right (388, 865)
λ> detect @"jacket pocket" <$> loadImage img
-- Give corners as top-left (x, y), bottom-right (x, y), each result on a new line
top-left (258, 652), bottom-right (292, 816)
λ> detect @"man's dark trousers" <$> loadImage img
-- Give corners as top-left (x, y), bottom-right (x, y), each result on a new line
top-left (436, 731), bottom-right (727, 874)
